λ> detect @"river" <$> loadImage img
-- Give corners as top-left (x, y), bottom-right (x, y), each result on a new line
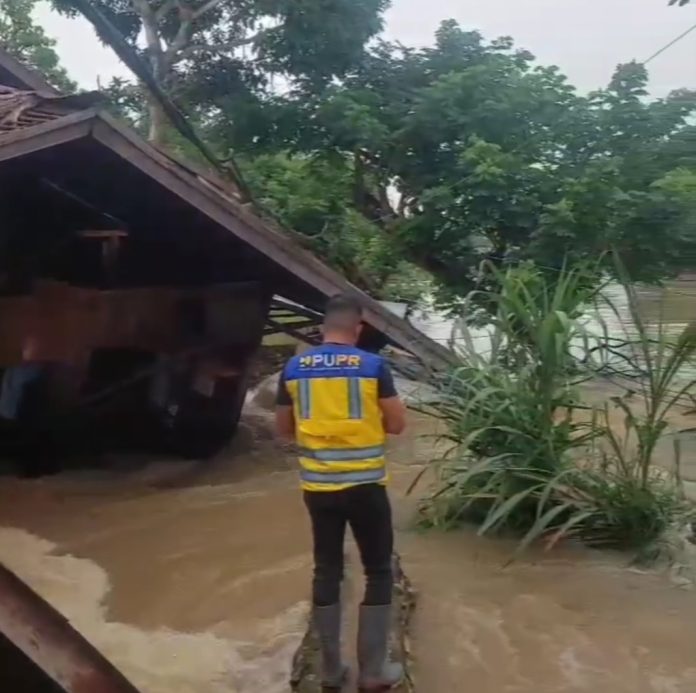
top-left (1, 280), bottom-right (696, 692)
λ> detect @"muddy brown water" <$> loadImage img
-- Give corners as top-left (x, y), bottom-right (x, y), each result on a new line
top-left (1, 280), bottom-right (696, 692)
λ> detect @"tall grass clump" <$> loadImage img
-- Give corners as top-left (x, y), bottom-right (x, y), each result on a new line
top-left (417, 259), bottom-right (695, 554)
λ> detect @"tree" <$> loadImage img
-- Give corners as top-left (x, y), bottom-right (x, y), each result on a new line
top-left (0, 0), bottom-right (75, 91)
top-left (52, 0), bottom-right (389, 143)
top-left (32, 5), bottom-right (696, 306)
top-left (216, 22), bottom-right (696, 305)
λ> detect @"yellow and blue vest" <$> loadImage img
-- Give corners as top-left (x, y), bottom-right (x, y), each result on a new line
top-left (282, 344), bottom-right (388, 492)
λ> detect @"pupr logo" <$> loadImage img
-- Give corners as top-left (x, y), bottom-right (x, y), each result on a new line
top-left (299, 353), bottom-right (361, 368)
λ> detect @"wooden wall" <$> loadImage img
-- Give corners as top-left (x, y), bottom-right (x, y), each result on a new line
top-left (0, 280), bottom-right (265, 367)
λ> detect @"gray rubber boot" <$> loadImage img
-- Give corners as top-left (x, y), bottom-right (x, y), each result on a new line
top-left (313, 603), bottom-right (348, 689)
top-left (357, 604), bottom-right (404, 691)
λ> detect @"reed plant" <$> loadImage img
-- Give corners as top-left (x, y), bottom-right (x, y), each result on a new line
top-left (416, 259), bottom-right (695, 553)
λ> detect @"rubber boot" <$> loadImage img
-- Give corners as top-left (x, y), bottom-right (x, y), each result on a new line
top-left (313, 603), bottom-right (348, 689)
top-left (357, 604), bottom-right (404, 691)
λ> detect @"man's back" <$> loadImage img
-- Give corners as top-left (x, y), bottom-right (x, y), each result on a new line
top-left (279, 343), bottom-right (394, 492)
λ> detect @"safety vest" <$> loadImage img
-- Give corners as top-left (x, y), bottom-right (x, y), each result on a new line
top-left (283, 344), bottom-right (387, 492)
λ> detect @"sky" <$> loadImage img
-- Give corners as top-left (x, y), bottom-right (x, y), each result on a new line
top-left (34, 0), bottom-right (696, 97)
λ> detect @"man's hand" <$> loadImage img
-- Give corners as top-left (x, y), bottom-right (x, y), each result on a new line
top-left (379, 396), bottom-right (407, 435)
top-left (275, 404), bottom-right (296, 442)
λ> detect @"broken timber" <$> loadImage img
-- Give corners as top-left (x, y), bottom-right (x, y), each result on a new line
top-left (0, 562), bottom-right (141, 693)
top-left (290, 553), bottom-right (416, 693)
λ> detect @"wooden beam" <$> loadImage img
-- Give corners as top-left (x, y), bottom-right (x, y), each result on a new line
top-left (0, 562), bottom-right (141, 692)
top-left (0, 49), bottom-right (60, 94)
top-left (78, 230), bottom-right (129, 285)
top-left (290, 554), bottom-right (415, 693)
top-left (266, 318), bottom-right (320, 346)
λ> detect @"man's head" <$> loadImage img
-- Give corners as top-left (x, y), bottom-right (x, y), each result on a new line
top-left (323, 294), bottom-right (364, 345)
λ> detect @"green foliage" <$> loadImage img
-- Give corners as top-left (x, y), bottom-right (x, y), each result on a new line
top-left (417, 261), bottom-right (602, 530)
top-left (34, 5), bottom-right (696, 305)
top-left (53, 0), bottom-right (388, 141)
top-left (417, 260), bottom-right (695, 554)
top-left (597, 263), bottom-right (696, 487)
top-left (240, 152), bottom-right (426, 301)
top-left (0, 0), bottom-right (75, 91)
top-left (222, 22), bottom-right (696, 305)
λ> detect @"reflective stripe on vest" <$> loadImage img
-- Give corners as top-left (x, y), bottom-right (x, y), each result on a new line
top-left (300, 467), bottom-right (387, 485)
top-left (348, 377), bottom-right (362, 419)
top-left (298, 378), bottom-right (311, 420)
top-left (296, 376), bottom-right (362, 422)
top-left (298, 445), bottom-right (385, 462)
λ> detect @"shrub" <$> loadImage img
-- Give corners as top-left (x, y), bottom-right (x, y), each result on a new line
top-left (415, 259), bottom-right (696, 554)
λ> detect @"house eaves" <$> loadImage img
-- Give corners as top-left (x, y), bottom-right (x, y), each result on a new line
top-left (0, 48), bottom-right (59, 94)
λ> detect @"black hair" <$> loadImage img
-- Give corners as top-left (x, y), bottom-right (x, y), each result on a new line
top-left (324, 294), bottom-right (363, 325)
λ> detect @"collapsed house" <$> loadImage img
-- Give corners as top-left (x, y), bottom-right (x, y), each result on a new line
top-left (0, 49), bottom-right (453, 466)
top-left (0, 47), bottom-right (454, 692)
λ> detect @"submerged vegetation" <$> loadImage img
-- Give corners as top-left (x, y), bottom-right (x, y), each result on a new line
top-left (416, 260), bottom-right (696, 554)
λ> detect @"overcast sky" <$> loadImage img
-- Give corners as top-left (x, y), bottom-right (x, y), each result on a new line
top-left (35, 0), bottom-right (696, 97)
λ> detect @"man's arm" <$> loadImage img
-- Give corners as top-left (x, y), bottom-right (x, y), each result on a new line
top-left (377, 360), bottom-right (406, 435)
top-left (275, 370), bottom-right (296, 441)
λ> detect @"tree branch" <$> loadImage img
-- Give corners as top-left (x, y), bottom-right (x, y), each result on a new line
top-left (179, 30), bottom-right (268, 59)
top-left (193, 0), bottom-right (225, 20)
top-left (155, 0), bottom-right (178, 21)
top-left (131, 0), bottom-right (166, 83)
top-left (132, 0), bottom-right (163, 60)
top-left (162, 1), bottom-right (194, 71)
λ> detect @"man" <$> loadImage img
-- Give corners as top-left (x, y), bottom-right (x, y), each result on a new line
top-left (276, 294), bottom-right (407, 691)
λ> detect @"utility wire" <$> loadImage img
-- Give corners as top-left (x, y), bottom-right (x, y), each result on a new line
top-left (644, 21), bottom-right (696, 64)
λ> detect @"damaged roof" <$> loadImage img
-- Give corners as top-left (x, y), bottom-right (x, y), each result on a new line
top-left (0, 49), bottom-right (454, 372)
top-left (0, 85), bottom-right (102, 134)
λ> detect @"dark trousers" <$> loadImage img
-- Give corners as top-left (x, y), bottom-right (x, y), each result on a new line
top-left (304, 483), bottom-right (393, 607)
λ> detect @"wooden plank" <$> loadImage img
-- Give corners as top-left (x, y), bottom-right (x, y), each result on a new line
top-left (0, 281), bottom-right (265, 366)
top-left (0, 562), bottom-right (141, 693)
top-left (266, 318), bottom-right (320, 346)
top-left (0, 48), bottom-right (59, 94)
top-left (79, 230), bottom-right (128, 239)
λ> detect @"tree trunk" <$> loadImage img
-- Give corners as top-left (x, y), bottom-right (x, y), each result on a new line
top-left (147, 96), bottom-right (168, 145)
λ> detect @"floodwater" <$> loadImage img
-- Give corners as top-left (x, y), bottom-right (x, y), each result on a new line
top-left (1, 280), bottom-right (696, 692)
